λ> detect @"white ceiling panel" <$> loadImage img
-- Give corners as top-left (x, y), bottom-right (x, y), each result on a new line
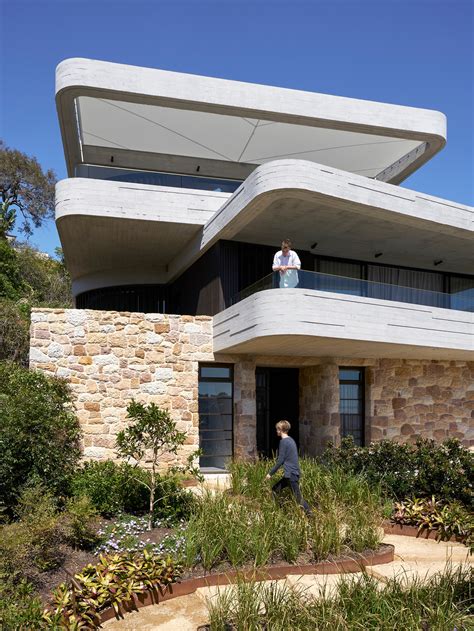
top-left (77, 96), bottom-right (425, 178)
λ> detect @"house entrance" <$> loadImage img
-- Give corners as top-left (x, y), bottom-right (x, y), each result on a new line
top-left (255, 367), bottom-right (299, 458)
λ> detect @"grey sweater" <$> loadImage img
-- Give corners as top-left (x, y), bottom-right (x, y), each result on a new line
top-left (269, 436), bottom-right (301, 480)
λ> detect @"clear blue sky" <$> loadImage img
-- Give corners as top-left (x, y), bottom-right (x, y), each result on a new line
top-left (1, 0), bottom-right (472, 256)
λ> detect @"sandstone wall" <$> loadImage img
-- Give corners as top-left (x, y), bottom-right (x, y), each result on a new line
top-left (368, 359), bottom-right (474, 448)
top-left (29, 309), bottom-right (474, 465)
top-left (299, 363), bottom-right (340, 456)
top-left (29, 308), bottom-right (214, 464)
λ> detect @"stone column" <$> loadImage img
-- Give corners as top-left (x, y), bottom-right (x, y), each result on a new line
top-left (299, 362), bottom-right (340, 456)
top-left (233, 356), bottom-right (257, 460)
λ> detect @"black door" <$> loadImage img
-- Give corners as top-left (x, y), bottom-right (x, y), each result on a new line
top-left (256, 367), bottom-right (300, 458)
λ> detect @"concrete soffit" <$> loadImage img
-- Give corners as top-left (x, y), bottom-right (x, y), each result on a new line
top-left (55, 58), bottom-right (447, 183)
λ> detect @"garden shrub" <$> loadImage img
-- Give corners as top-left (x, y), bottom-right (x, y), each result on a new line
top-left (0, 576), bottom-right (45, 630)
top-left (0, 485), bottom-right (64, 577)
top-left (0, 361), bottom-right (81, 511)
top-left (321, 437), bottom-right (473, 507)
top-left (61, 495), bottom-right (101, 550)
top-left (184, 460), bottom-right (383, 570)
top-left (0, 485), bottom-right (102, 581)
top-left (70, 459), bottom-right (193, 522)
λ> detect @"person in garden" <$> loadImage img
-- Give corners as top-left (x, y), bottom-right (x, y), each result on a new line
top-left (265, 420), bottom-right (312, 516)
top-left (272, 238), bottom-right (301, 288)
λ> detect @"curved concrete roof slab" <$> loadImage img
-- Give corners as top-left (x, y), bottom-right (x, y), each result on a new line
top-left (169, 160), bottom-right (473, 279)
top-left (213, 289), bottom-right (474, 360)
top-left (56, 58), bottom-right (446, 183)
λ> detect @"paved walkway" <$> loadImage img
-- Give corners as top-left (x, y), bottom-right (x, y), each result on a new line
top-left (102, 535), bottom-right (471, 630)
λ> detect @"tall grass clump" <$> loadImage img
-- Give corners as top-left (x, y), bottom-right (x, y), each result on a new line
top-left (184, 459), bottom-right (384, 570)
top-left (206, 565), bottom-right (473, 630)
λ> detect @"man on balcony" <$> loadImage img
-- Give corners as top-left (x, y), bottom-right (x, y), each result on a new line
top-left (272, 239), bottom-right (301, 288)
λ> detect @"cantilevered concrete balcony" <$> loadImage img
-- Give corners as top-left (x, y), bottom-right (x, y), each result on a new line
top-left (212, 273), bottom-right (474, 360)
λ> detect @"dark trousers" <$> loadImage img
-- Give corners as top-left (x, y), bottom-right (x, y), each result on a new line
top-left (272, 477), bottom-right (312, 515)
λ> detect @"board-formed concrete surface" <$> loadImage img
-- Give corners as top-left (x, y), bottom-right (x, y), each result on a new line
top-left (212, 288), bottom-right (474, 360)
top-left (56, 58), bottom-right (447, 183)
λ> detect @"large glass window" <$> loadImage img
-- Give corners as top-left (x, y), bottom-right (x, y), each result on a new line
top-left (198, 364), bottom-right (233, 469)
top-left (76, 164), bottom-right (242, 193)
top-left (339, 368), bottom-right (365, 446)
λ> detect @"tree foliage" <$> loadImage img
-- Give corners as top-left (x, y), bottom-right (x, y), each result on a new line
top-left (0, 361), bottom-right (82, 511)
top-left (116, 401), bottom-right (188, 530)
top-left (0, 241), bottom-right (72, 365)
top-left (0, 140), bottom-right (56, 237)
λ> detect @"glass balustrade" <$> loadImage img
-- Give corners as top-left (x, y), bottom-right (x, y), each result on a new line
top-left (231, 270), bottom-right (474, 312)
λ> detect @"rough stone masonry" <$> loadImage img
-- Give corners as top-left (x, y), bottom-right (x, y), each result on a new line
top-left (29, 308), bottom-right (473, 467)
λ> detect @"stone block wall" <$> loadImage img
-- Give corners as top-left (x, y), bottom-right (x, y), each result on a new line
top-left (29, 308), bottom-right (214, 464)
top-left (299, 363), bottom-right (340, 456)
top-left (29, 308), bottom-right (259, 466)
top-left (368, 359), bottom-right (474, 448)
top-left (299, 358), bottom-right (473, 453)
top-left (29, 309), bottom-right (474, 466)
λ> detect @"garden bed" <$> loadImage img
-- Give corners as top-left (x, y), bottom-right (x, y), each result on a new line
top-left (98, 543), bottom-right (395, 624)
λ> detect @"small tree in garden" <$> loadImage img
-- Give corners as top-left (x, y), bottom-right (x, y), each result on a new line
top-left (116, 400), bottom-right (197, 530)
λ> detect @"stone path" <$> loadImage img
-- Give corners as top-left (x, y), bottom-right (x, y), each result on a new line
top-left (102, 535), bottom-right (472, 630)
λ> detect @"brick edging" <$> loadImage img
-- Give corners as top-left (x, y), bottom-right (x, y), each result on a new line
top-left (99, 544), bottom-right (394, 624)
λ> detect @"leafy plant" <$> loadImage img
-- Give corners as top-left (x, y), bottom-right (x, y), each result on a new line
top-left (70, 460), bottom-right (149, 518)
top-left (0, 484), bottom-right (64, 577)
top-left (116, 400), bottom-right (198, 530)
top-left (43, 550), bottom-right (182, 628)
top-left (0, 361), bottom-right (82, 512)
top-left (392, 496), bottom-right (474, 552)
top-left (71, 459), bottom-right (194, 522)
top-left (0, 575), bottom-right (45, 630)
top-left (322, 437), bottom-right (473, 508)
top-left (61, 495), bottom-right (101, 550)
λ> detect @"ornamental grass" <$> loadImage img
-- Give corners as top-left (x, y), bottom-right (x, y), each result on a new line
top-left (182, 459), bottom-right (384, 570)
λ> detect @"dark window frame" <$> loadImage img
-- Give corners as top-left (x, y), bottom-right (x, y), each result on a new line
top-left (198, 363), bottom-right (234, 470)
top-left (339, 366), bottom-right (365, 447)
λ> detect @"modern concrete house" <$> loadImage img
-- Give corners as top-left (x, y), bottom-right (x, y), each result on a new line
top-left (30, 58), bottom-right (474, 469)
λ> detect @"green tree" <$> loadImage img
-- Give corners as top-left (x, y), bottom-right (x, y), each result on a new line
top-left (0, 140), bottom-right (56, 237)
top-left (0, 362), bottom-right (82, 511)
top-left (116, 401), bottom-right (188, 530)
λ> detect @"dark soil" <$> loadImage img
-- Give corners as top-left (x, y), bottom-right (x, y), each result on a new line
top-left (36, 545), bottom-right (97, 604)
top-left (36, 523), bottom-right (174, 605)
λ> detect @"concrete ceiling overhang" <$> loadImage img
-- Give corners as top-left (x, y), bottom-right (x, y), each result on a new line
top-left (168, 160), bottom-right (474, 280)
top-left (58, 161), bottom-right (473, 297)
top-left (56, 58), bottom-right (447, 184)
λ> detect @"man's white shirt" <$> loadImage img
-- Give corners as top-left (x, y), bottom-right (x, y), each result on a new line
top-left (272, 250), bottom-right (301, 288)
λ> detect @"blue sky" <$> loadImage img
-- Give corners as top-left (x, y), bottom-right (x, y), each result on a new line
top-left (1, 0), bottom-right (472, 256)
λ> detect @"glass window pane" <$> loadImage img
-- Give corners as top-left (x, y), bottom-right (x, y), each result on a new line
top-left (339, 369), bottom-right (361, 381)
top-left (199, 382), bottom-right (232, 397)
top-left (199, 397), bottom-right (232, 414)
top-left (200, 439), bottom-right (232, 456)
top-left (199, 415), bottom-right (232, 431)
top-left (200, 430), bottom-right (232, 442)
top-left (200, 366), bottom-right (232, 379)
top-left (200, 455), bottom-right (229, 469)
top-left (340, 383), bottom-right (360, 399)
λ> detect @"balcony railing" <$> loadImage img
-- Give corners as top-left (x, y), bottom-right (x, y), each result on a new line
top-left (231, 270), bottom-right (474, 312)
